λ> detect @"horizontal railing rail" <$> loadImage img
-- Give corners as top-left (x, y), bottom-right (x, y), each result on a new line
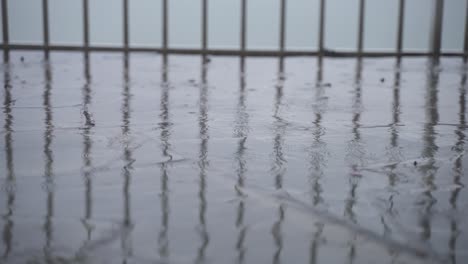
top-left (0, 0), bottom-right (467, 57)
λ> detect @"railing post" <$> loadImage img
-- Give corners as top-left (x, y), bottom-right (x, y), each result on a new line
top-left (83, 0), bottom-right (89, 49)
top-left (123, 0), bottom-right (129, 50)
top-left (318, 0), bottom-right (325, 54)
top-left (2, 0), bottom-right (9, 60)
top-left (357, 0), bottom-right (365, 55)
top-left (464, 0), bottom-right (468, 60)
top-left (202, 0), bottom-right (208, 52)
top-left (396, 0), bottom-right (405, 55)
top-left (42, 0), bottom-right (50, 49)
top-left (162, 0), bottom-right (168, 51)
top-left (431, 0), bottom-right (444, 57)
top-left (2, 0), bottom-right (8, 46)
top-left (240, 0), bottom-right (246, 52)
top-left (279, 0), bottom-right (286, 53)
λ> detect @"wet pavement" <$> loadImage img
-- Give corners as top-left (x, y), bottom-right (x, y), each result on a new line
top-left (0, 51), bottom-right (467, 264)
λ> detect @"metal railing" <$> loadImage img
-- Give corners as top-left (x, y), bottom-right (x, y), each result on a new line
top-left (0, 0), bottom-right (467, 57)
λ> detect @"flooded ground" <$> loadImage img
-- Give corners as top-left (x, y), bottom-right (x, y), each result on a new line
top-left (0, 51), bottom-right (467, 264)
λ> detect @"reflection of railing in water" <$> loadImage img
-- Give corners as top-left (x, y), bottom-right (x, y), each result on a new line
top-left (81, 53), bottom-right (94, 242)
top-left (196, 56), bottom-right (210, 264)
top-left (308, 57), bottom-right (328, 207)
top-left (270, 57), bottom-right (286, 264)
top-left (380, 59), bottom-right (402, 257)
top-left (1, 63), bottom-right (13, 261)
top-left (1, 0), bottom-right (468, 57)
top-left (309, 222), bottom-right (324, 264)
top-left (234, 56), bottom-right (248, 264)
top-left (158, 55), bottom-right (171, 259)
top-left (42, 60), bottom-right (54, 261)
top-left (1, 52), bottom-right (467, 262)
top-left (307, 57), bottom-right (328, 264)
top-left (121, 53), bottom-right (134, 260)
top-left (448, 70), bottom-right (466, 264)
top-left (344, 58), bottom-right (364, 226)
top-left (418, 60), bottom-right (440, 244)
top-left (344, 58), bottom-right (365, 264)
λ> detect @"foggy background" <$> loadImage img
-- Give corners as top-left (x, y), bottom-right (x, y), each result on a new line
top-left (4, 0), bottom-right (467, 51)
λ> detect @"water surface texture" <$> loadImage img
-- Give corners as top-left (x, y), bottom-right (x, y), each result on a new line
top-left (0, 52), bottom-right (468, 263)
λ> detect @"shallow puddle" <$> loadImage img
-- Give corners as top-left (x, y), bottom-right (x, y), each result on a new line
top-left (0, 51), bottom-right (467, 263)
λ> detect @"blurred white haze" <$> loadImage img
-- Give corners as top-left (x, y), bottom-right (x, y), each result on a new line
top-left (4, 0), bottom-right (467, 51)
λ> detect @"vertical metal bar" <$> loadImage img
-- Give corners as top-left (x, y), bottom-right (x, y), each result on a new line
top-left (318, 0), bottom-right (326, 54)
top-left (431, 0), bottom-right (444, 57)
top-left (42, 0), bottom-right (50, 48)
top-left (83, 0), bottom-right (89, 49)
top-left (396, 0), bottom-right (405, 55)
top-left (2, 0), bottom-right (9, 61)
top-left (464, 0), bottom-right (468, 59)
top-left (357, 0), bottom-right (365, 54)
top-left (202, 0), bottom-right (208, 51)
top-left (240, 0), bottom-right (247, 52)
top-left (162, 0), bottom-right (168, 51)
top-left (123, 0), bottom-right (129, 49)
top-left (279, 0), bottom-right (286, 53)
top-left (2, 0), bottom-right (9, 45)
